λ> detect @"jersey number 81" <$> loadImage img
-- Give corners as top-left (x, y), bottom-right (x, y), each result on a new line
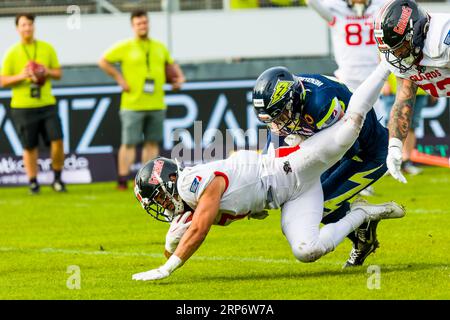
top-left (345, 22), bottom-right (376, 46)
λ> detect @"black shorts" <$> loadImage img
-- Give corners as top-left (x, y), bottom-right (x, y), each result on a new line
top-left (10, 105), bottom-right (63, 149)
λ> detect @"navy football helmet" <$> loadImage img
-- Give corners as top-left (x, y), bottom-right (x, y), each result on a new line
top-left (374, 0), bottom-right (429, 73)
top-left (134, 157), bottom-right (185, 222)
top-left (252, 66), bottom-right (307, 136)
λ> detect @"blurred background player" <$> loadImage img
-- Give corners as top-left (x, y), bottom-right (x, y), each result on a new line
top-left (374, 0), bottom-right (450, 183)
top-left (254, 66), bottom-right (390, 267)
top-left (381, 73), bottom-right (438, 175)
top-left (98, 9), bottom-right (185, 190)
top-left (305, 0), bottom-right (388, 195)
top-left (307, 0), bottom-right (385, 92)
top-left (0, 13), bottom-right (65, 195)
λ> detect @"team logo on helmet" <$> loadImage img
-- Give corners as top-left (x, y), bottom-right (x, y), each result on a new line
top-left (268, 80), bottom-right (294, 108)
top-left (149, 159), bottom-right (164, 185)
top-left (393, 6), bottom-right (412, 35)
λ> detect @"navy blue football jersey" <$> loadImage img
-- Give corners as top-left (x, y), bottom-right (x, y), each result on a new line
top-left (295, 73), bottom-right (352, 136)
top-left (270, 73), bottom-right (387, 160)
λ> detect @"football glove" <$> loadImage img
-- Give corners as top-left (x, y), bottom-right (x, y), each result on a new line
top-left (165, 211), bottom-right (193, 254)
top-left (132, 255), bottom-right (183, 281)
top-left (387, 138), bottom-right (407, 184)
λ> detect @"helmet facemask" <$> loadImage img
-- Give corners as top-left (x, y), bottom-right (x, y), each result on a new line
top-left (378, 20), bottom-right (419, 73)
top-left (268, 81), bottom-right (312, 137)
top-left (269, 98), bottom-right (305, 136)
top-left (134, 160), bottom-right (185, 223)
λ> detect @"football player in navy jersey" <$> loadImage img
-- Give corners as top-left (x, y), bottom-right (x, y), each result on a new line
top-left (253, 66), bottom-right (389, 267)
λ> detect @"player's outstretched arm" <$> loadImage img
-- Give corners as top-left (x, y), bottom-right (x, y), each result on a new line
top-left (132, 177), bottom-right (225, 281)
top-left (385, 77), bottom-right (418, 184)
top-left (389, 77), bottom-right (418, 142)
top-left (346, 63), bottom-right (391, 117)
top-left (164, 211), bottom-right (194, 256)
top-left (326, 63), bottom-right (390, 157)
top-left (307, 0), bottom-right (334, 24)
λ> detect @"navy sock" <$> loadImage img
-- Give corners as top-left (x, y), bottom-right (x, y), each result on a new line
top-left (54, 170), bottom-right (62, 181)
top-left (118, 175), bottom-right (128, 184)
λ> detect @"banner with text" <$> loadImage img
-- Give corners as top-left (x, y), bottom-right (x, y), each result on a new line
top-left (0, 81), bottom-right (448, 185)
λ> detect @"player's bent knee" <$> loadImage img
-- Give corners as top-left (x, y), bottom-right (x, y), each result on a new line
top-left (292, 243), bottom-right (324, 263)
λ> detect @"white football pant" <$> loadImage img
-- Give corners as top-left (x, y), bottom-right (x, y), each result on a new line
top-left (279, 64), bottom-right (390, 262)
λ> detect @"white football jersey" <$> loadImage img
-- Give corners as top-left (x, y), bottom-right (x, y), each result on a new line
top-left (177, 151), bottom-right (268, 226)
top-left (382, 13), bottom-right (450, 97)
top-left (177, 149), bottom-right (304, 226)
top-left (323, 0), bottom-right (386, 89)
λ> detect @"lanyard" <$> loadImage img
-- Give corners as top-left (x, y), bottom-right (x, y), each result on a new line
top-left (22, 41), bottom-right (37, 62)
top-left (139, 39), bottom-right (151, 73)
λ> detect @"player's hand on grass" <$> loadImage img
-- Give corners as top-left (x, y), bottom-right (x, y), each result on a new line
top-left (165, 211), bottom-right (193, 254)
top-left (387, 138), bottom-right (407, 184)
top-left (132, 255), bottom-right (182, 281)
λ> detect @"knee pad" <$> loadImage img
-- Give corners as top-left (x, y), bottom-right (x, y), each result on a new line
top-left (292, 241), bottom-right (325, 263)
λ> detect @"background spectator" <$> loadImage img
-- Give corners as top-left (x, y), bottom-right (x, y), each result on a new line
top-left (230, 0), bottom-right (260, 9)
top-left (0, 13), bottom-right (65, 194)
top-left (98, 9), bottom-right (185, 190)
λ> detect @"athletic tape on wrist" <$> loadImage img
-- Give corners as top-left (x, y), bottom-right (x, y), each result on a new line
top-left (162, 254), bottom-right (183, 273)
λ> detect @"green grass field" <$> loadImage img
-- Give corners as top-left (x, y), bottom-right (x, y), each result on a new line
top-left (0, 167), bottom-right (449, 300)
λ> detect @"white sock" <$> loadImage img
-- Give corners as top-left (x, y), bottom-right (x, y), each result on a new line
top-left (318, 209), bottom-right (367, 253)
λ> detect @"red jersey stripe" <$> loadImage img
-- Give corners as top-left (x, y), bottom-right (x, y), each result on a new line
top-left (275, 145), bottom-right (300, 158)
top-left (214, 171), bottom-right (229, 192)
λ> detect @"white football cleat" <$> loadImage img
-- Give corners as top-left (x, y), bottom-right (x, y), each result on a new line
top-left (350, 198), bottom-right (406, 222)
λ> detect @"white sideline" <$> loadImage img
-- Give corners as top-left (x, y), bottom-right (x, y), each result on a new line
top-left (0, 246), bottom-right (295, 265)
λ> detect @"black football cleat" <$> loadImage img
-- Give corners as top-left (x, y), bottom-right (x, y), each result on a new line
top-left (52, 180), bottom-right (67, 193)
top-left (343, 220), bottom-right (380, 268)
top-left (29, 181), bottom-right (40, 195)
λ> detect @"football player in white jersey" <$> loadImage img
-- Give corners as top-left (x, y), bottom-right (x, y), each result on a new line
top-left (305, 0), bottom-right (388, 195)
top-left (374, 0), bottom-right (450, 183)
top-left (307, 0), bottom-right (386, 91)
top-left (132, 63), bottom-right (405, 281)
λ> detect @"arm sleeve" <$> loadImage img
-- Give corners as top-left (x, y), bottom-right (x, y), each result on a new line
top-left (307, 0), bottom-right (335, 24)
